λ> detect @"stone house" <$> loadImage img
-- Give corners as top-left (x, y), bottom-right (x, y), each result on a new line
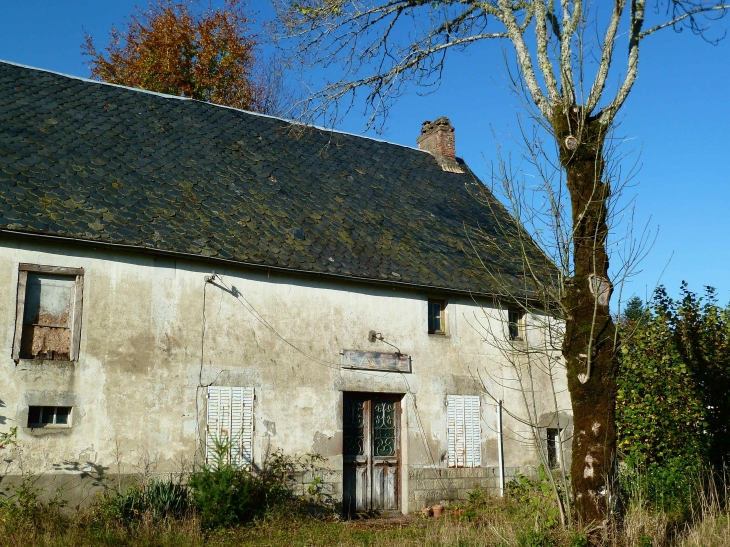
top-left (0, 61), bottom-right (571, 514)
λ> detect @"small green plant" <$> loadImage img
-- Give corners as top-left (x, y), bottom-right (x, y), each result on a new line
top-left (105, 478), bottom-right (191, 522)
top-left (570, 532), bottom-right (588, 547)
top-left (0, 427), bottom-right (17, 451)
top-left (517, 529), bottom-right (554, 547)
top-left (94, 476), bottom-right (191, 523)
top-left (619, 456), bottom-right (703, 519)
top-left (0, 473), bottom-right (66, 533)
top-left (507, 468), bottom-right (562, 530)
top-left (144, 478), bottom-right (191, 519)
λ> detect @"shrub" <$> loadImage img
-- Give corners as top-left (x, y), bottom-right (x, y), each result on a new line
top-left (188, 442), bottom-right (330, 529)
top-left (617, 284), bottom-right (730, 470)
top-left (507, 468), bottom-right (563, 529)
top-left (188, 456), bottom-right (261, 529)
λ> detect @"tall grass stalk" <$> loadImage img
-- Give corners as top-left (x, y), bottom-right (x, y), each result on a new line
top-left (3, 463), bottom-right (730, 546)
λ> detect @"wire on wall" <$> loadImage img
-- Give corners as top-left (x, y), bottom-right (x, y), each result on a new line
top-left (201, 271), bottom-right (452, 492)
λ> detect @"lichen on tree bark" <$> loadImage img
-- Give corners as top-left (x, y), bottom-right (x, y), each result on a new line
top-left (553, 106), bottom-right (618, 523)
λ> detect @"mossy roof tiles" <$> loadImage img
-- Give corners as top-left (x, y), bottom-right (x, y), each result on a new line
top-left (0, 61), bottom-right (553, 296)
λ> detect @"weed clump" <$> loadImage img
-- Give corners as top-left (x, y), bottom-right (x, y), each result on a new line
top-left (96, 478), bottom-right (192, 523)
top-left (90, 443), bottom-right (332, 531)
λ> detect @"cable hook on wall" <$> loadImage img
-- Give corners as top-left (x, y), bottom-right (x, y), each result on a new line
top-left (368, 330), bottom-right (401, 356)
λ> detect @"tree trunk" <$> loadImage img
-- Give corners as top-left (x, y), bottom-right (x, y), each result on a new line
top-left (554, 106), bottom-right (619, 524)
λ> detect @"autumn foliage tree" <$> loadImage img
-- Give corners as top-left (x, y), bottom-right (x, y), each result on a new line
top-left (83, 0), bottom-right (290, 115)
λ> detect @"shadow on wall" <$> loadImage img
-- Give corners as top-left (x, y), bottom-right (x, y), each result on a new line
top-left (0, 460), bottom-right (116, 510)
top-left (53, 460), bottom-right (110, 484)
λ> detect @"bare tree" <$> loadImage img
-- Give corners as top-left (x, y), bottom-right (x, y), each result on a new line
top-left (464, 117), bottom-right (653, 530)
top-left (253, 55), bottom-right (304, 118)
top-left (275, 0), bottom-right (728, 523)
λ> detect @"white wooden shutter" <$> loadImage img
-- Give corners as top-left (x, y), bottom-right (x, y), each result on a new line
top-left (206, 386), bottom-right (254, 467)
top-left (465, 395), bottom-right (481, 467)
top-left (447, 395), bottom-right (481, 468)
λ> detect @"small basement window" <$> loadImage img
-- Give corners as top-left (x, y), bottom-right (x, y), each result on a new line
top-left (508, 309), bottom-right (524, 341)
top-left (12, 265), bottom-right (84, 361)
top-left (28, 406), bottom-right (72, 427)
top-left (428, 300), bottom-right (446, 334)
top-left (547, 428), bottom-right (562, 469)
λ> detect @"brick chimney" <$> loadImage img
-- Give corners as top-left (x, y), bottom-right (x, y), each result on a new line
top-left (417, 117), bottom-right (455, 158)
top-left (416, 117), bottom-right (463, 173)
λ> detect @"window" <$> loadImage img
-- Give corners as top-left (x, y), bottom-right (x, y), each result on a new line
top-left (28, 406), bottom-right (72, 427)
top-left (446, 395), bottom-right (481, 468)
top-left (12, 264), bottom-right (84, 361)
top-left (508, 309), bottom-right (524, 341)
top-left (547, 428), bottom-right (562, 469)
top-left (206, 386), bottom-right (254, 467)
top-left (428, 299), bottom-right (446, 334)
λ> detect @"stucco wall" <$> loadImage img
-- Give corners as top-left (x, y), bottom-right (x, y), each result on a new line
top-left (0, 237), bottom-right (572, 512)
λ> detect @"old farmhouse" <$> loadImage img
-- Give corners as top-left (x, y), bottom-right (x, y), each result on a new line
top-left (0, 60), bottom-right (571, 514)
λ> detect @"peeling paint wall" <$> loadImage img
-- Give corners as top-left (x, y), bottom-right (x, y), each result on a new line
top-left (0, 239), bottom-right (572, 512)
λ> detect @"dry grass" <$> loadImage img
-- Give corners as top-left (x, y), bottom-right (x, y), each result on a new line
top-left (3, 507), bottom-right (730, 547)
top-left (2, 479), bottom-right (730, 547)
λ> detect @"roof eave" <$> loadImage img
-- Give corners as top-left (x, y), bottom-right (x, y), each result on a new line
top-left (0, 228), bottom-right (515, 301)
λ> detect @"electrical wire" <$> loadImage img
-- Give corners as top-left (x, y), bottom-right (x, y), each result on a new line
top-left (194, 277), bottom-right (211, 462)
top-left (205, 271), bottom-right (458, 494)
top-left (210, 273), bottom-right (397, 381)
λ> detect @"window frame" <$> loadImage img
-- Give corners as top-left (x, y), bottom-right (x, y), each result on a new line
top-left (428, 299), bottom-right (447, 335)
top-left (508, 308), bottom-right (525, 342)
top-left (27, 405), bottom-right (73, 428)
top-left (546, 427), bottom-right (562, 469)
top-left (12, 264), bottom-right (85, 362)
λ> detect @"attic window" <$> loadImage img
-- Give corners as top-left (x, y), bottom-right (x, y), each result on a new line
top-left (12, 265), bottom-right (84, 362)
top-left (508, 309), bottom-right (524, 341)
top-left (428, 299), bottom-right (446, 334)
top-left (28, 406), bottom-right (72, 428)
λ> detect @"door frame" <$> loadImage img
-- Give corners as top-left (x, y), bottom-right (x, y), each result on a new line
top-left (342, 391), bottom-right (403, 518)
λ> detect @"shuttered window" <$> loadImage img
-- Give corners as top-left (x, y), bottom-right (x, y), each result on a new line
top-left (206, 386), bottom-right (254, 467)
top-left (446, 395), bottom-right (481, 468)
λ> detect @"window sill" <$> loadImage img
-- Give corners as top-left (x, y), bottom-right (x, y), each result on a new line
top-left (16, 358), bottom-right (76, 366)
top-left (508, 340), bottom-right (528, 349)
top-left (428, 332), bottom-right (451, 339)
top-left (24, 425), bottom-right (73, 436)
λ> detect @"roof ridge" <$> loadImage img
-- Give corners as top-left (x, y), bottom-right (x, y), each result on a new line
top-left (0, 58), bottom-right (425, 153)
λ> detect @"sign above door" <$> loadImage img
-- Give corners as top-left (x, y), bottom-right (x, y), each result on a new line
top-left (340, 350), bottom-right (412, 373)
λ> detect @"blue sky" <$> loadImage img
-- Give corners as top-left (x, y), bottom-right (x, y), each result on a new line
top-left (1, 1), bottom-right (728, 306)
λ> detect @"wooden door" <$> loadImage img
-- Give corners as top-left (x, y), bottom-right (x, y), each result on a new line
top-left (343, 393), bottom-right (401, 517)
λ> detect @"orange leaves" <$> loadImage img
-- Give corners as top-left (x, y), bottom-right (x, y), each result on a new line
top-left (83, 0), bottom-right (261, 111)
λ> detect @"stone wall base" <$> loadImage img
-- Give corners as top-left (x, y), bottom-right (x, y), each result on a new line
top-left (407, 466), bottom-right (533, 507)
top-left (0, 466), bottom-right (535, 513)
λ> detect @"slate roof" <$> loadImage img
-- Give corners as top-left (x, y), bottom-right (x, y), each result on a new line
top-left (0, 61), bottom-right (552, 296)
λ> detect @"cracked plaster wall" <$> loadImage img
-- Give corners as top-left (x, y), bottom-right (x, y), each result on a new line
top-left (0, 239), bottom-right (572, 512)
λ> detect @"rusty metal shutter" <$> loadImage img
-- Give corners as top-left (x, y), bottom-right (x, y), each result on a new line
top-left (447, 395), bottom-right (481, 468)
top-left (206, 386), bottom-right (254, 467)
